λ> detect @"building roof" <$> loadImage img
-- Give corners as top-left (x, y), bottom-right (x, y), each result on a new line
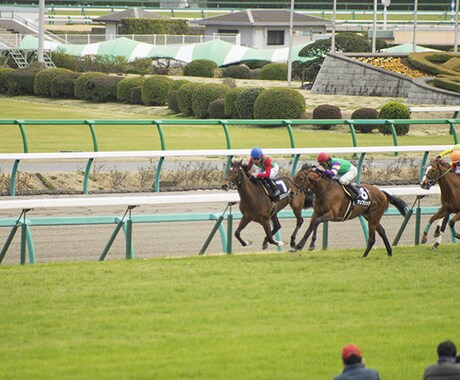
top-left (197, 9), bottom-right (330, 27)
top-left (95, 8), bottom-right (169, 23)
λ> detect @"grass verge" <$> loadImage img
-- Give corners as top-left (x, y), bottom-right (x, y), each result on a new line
top-left (0, 245), bottom-right (459, 379)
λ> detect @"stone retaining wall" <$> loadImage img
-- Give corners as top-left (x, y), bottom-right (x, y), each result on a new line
top-left (311, 53), bottom-right (460, 104)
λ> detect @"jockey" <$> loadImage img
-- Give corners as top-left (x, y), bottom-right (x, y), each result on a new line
top-left (247, 146), bottom-right (281, 199)
top-left (437, 143), bottom-right (460, 159)
top-left (316, 152), bottom-right (360, 201)
top-left (451, 150), bottom-right (460, 174)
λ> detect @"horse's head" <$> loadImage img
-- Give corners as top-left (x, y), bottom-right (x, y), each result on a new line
top-left (420, 156), bottom-right (450, 190)
top-left (290, 169), bottom-right (314, 198)
top-left (221, 159), bottom-right (248, 191)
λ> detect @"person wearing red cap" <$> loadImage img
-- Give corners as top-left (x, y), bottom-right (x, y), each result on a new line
top-left (334, 343), bottom-right (380, 380)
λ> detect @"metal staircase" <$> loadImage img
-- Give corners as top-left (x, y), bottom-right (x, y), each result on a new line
top-left (6, 49), bottom-right (28, 68)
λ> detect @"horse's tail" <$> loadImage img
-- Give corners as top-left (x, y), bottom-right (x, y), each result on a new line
top-left (383, 191), bottom-right (408, 217)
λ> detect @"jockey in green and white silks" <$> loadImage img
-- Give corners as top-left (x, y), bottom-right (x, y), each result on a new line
top-left (317, 152), bottom-right (359, 201)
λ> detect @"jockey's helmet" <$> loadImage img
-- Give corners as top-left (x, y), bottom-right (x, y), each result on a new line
top-left (251, 146), bottom-right (263, 159)
top-left (451, 150), bottom-right (460, 162)
top-left (317, 152), bottom-right (331, 163)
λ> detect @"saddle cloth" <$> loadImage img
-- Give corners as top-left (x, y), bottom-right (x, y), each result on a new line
top-left (342, 185), bottom-right (371, 207)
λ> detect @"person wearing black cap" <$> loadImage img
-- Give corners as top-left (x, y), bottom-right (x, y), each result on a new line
top-left (424, 340), bottom-right (460, 380)
top-left (334, 343), bottom-right (380, 380)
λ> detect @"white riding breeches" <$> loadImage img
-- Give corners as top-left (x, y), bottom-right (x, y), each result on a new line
top-left (337, 164), bottom-right (358, 185)
top-left (256, 163), bottom-right (279, 179)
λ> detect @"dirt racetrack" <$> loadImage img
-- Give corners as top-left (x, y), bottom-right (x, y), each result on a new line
top-left (0, 189), bottom-right (449, 265)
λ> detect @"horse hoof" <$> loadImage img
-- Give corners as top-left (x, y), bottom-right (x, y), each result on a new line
top-left (431, 243), bottom-right (439, 251)
top-left (421, 238), bottom-right (427, 244)
top-left (276, 241), bottom-right (285, 247)
top-left (308, 245), bottom-right (315, 251)
top-left (289, 247), bottom-right (297, 252)
top-left (262, 243), bottom-right (268, 250)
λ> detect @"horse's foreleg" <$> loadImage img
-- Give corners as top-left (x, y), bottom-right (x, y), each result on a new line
top-left (433, 217), bottom-right (448, 237)
top-left (422, 209), bottom-right (450, 244)
top-left (431, 215), bottom-right (451, 250)
top-left (296, 213), bottom-right (329, 251)
top-left (308, 226), bottom-right (318, 251)
top-left (289, 210), bottom-right (304, 249)
top-left (375, 223), bottom-right (392, 257)
top-left (362, 229), bottom-right (377, 258)
top-left (235, 216), bottom-right (252, 247)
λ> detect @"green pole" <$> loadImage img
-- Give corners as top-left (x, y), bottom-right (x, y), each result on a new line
top-left (448, 120), bottom-right (458, 144)
top-left (387, 120), bottom-right (399, 156)
top-left (322, 222), bottom-right (328, 250)
top-left (0, 223), bottom-right (19, 264)
top-left (9, 159), bottom-right (19, 196)
top-left (26, 224), bottom-right (36, 264)
top-left (83, 158), bottom-right (94, 195)
top-left (16, 120), bottom-right (29, 153)
top-left (345, 120), bottom-right (358, 158)
top-left (219, 120), bottom-right (233, 176)
top-left (226, 204), bottom-right (233, 254)
top-left (359, 215), bottom-right (369, 243)
top-left (153, 121), bottom-right (166, 192)
top-left (85, 120), bottom-right (99, 151)
top-left (356, 152), bottom-right (366, 184)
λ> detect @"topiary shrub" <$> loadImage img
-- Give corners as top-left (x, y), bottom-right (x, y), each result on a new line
top-left (50, 72), bottom-right (81, 98)
top-left (378, 102), bottom-right (410, 136)
top-left (126, 57), bottom-right (153, 75)
top-left (236, 87), bottom-right (264, 119)
top-left (6, 63), bottom-right (44, 96)
top-left (85, 75), bottom-right (125, 102)
top-left (208, 98), bottom-right (226, 119)
top-left (169, 79), bottom-right (190, 94)
top-left (0, 68), bottom-right (13, 94)
top-left (312, 104), bottom-right (342, 130)
top-left (117, 77), bottom-right (144, 103)
top-left (192, 83), bottom-right (231, 118)
top-left (254, 87), bottom-right (306, 120)
top-left (224, 87), bottom-right (246, 118)
top-left (141, 75), bottom-right (174, 106)
top-left (168, 90), bottom-right (180, 113)
top-left (130, 86), bottom-right (143, 105)
top-left (222, 65), bottom-right (251, 79)
top-left (34, 68), bottom-right (73, 97)
top-left (351, 107), bottom-right (379, 133)
top-left (74, 72), bottom-right (106, 100)
top-left (177, 82), bottom-right (201, 116)
top-left (183, 59), bottom-right (218, 78)
top-left (260, 63), bottom-right (288, 81)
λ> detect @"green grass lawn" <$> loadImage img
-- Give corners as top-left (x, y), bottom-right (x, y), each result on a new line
top-left (0, 96), bottom-right (455, 153)
top-left (0, 246), bottom-right (459, 379)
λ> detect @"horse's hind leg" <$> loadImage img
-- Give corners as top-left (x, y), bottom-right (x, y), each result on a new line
top-left (308, 226), bottom-right (318, 251)
top-left (235, 216), bottom-right (252, 247)
top-left (422, 209), bottom-right (450, 244)
top-left (433, 218), bottom-right (447, 237)
top-left (375, 223), bottom-right (392, 257)
top-left (362, 222), bottom-right (378, 258)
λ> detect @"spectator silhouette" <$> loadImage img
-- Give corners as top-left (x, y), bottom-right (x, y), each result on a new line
top-left (424, 340), bottom-right (460, 380)
top-left (334, 343), bottom-right (380, 380)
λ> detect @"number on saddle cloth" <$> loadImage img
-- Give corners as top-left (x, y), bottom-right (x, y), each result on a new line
top-left (274, 179), bottom-right (289, 199)
top-left (352, 186), bottom-right (371, 207)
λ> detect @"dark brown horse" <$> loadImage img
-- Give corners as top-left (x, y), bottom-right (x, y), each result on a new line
top-left (420, 156), bottom-right (460, 249)
top-left (289, 166), bottom-right (408, 257)
top-left (221, 160), bottom-right (312, 250)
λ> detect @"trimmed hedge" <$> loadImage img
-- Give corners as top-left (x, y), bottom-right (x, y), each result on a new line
top-left (254, 87), bottom-right (305, 119)
top-left (169, 79), bottom-right (191, 93)
top-left (120, 18), bottom-right (188, 35)
top-left (141, 75), bottom-right (173, 106)
top-left (208, 98), bottom-right (226, 119)
top-left (224, 87), bottom-right (246, 118)
top-left (312, 104), bottom-right (342, 130)
top-left (433, 76), bottom-right (460, 93)
top-left (34, 68), bottom-right (73, 97)
top-left (259, 63), bottom-right (288, 81)
top-left (177, 82), bottom-right (201, 116)
top-left (168, 90), bottom-right (180, 113)
top-left (74, 72), bottom-right (106, 100)
top-left (117, 77), bottom-right (144, 103)
top-left (50, 72), bottom-right (81, 98)
top-left (6, 63), bottom-right (44, 96)
top-left (236, 87), bottom-right (264, 119)
top-left (85, 76), bottom-right (125, 102)
top-left (378, 102), bottom-right (410, 136)
top-left (183, 59), bottom-right (217, 78)
top-left (130, 86), bottom-right (143, 105)
top-left (222, 65), bottom-right (251, 79)
top-left (351, 107), bottom-right (379, 133)
top-left (192, 83), bottom-right (231, 118)
top-left (0, 68), bottom-right (14, 94)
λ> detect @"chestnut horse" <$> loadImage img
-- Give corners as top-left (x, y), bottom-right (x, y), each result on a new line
top-left (289, 166), bottom-right (408, 257)
top-left (221, 160), bottom-right (312, 250)
top-left (420, 156), bottom-right (460, 249)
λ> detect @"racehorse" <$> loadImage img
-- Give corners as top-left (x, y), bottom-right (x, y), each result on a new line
top-left (289, 166), bottom-right (408, 257)
top-left (420, 156), bottom-right (460, 249)
top-left (221, 160), bottom-right (312, 250)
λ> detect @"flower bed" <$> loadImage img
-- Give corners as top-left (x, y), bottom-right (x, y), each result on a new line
top-left (353, 56), bottom-right (428, 78)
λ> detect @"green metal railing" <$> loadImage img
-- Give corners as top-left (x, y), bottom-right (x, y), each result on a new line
top-left (1, 118), bottom-right (458, 195)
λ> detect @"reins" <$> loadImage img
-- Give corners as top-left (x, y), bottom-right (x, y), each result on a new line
top-left (427, 161), bottom-right (452, 183)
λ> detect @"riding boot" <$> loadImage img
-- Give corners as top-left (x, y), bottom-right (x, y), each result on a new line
top-left (345, 184), bottom-right (360, 202)
top-left (266, 179), bottom-right (280, 200)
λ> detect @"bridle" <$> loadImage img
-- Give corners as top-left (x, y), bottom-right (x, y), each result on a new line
top-left (227, 164), bottom-right (250, 187)
top-left (424, 159), bottom-right (451, 185)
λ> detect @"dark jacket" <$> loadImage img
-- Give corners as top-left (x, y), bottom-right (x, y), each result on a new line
top-left (334, 363), bottom-right (380, 380)
top-left (423, 357), bottom-right (460, 380)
